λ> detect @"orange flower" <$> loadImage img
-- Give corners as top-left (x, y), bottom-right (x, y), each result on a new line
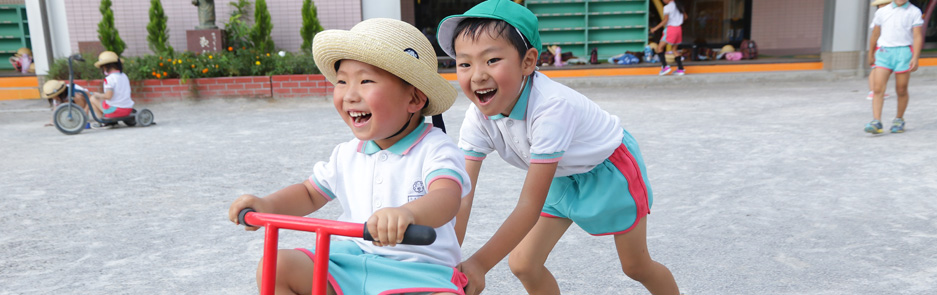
top-left (202, 68), bottom-right (209, 73)
top-left (168, 58), bottom-right (172, 62)
top-left (159, 56), bottom-right (163, 60)
top-left (191, 64), bottom-right (195, 68)
top-left (242, 46), bottom-right (246, 50)
top-left (163, 71), bottom-right (167, 76)
top-left (159, 62), bottom-right (164, 67)
top-left (228, 46), bottom-right (233, 51)
top-left (155, 73), bottom-right (161, 78)
top-left (152, 71), bottom-right (156, 76)
top-left (266, 53), bottom-right (270, 57)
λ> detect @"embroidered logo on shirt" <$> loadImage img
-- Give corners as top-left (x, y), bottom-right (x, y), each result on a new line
top-left (412, 181), bottom-right (425, 193)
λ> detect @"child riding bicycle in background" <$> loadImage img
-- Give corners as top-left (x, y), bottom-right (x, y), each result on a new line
top-left (436, 0), bottom-right (679, 294)
top-left (90, 51), bottom-right (134, 127)
top-left (228, 18), bottom-right (469, 295)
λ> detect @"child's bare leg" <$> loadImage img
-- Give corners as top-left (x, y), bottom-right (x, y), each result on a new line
top-left (870, 67), bottom-right (891, 121)
top-left (508, 216), bottom-right (572, 295)
top-left (89, 95), bottom-right (105, 119)
top-left (614, 217), bottom-right (679, 295)
top-left (255, 249), bottom-right (335, 295)
top-left (894, 72), bottom-right (910, 119)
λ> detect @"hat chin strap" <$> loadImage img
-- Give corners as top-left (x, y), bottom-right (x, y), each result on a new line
top-left (384, 112), bottom-right (415, 140)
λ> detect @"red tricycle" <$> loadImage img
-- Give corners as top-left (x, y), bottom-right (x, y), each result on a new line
top-left (237, 208), bottom-right (436, 295)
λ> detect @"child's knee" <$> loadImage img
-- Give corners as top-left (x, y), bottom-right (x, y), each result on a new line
top-left (507, 254), bottom-right (540, 279)
top-left (620, 259), bottom-right (655, 282)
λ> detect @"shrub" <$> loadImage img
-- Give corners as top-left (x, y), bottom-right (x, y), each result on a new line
top-left (300, 0), bottom-right (323, 54)
top-left (250, 0), bottom-right (275, 53)
top-left (147, 0), bottom-right (174, 55)
top-left (224, 0), bottom-right (253, 50)
top-left (97, 0), bottom-right (127, 55)
top-left (47, 54), bottom-right (104, 81)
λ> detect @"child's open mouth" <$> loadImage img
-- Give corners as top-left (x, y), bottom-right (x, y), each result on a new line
top-left (474, 88), bottom-right (497, 105)
top-left (349, 111), bottom-right (372, 126)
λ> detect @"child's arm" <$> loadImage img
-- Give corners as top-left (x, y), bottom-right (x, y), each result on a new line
top-left (460, 162), bottom-right (558, 295)
top-left (910, 26), bottom-right (923, 72)
top-left (455, 159), bottom-right (483, 245)
top-left (94, 89), bottom-right (115, 101)
top-left (367, 178), bottom-right (462, 247)
top-left (650, 15), bottom-right (669, 33)
top-left (227, 180), bottom-right (329, 231)
top-left (868, 26), bottom-right (881, 66)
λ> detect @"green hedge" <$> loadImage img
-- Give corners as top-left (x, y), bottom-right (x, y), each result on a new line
top-left (48, 49), bottom-right (319, 82)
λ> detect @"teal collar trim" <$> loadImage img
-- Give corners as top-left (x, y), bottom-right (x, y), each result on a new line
top-left (893, 1), bottom-right (909, 8)
top-left (360, 122), bottom-right (430, 155)
top-left (487, 75), bottom-right (533, 120)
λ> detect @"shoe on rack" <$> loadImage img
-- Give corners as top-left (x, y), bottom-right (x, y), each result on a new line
top-left (674, 69), bottom-right (685, 76)
top-left (864, 120), bottom-right (884, 134)
top-left (890, 118), bottom-right (905, 133)
top-left (659, 66), bottom-right (672, 76)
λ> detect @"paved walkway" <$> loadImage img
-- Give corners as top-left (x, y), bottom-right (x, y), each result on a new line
top-left (1, 71), bottom-right (936, 294)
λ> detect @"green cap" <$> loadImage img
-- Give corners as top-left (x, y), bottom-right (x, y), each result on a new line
top-left (436, 0), bottom-right (541, 59)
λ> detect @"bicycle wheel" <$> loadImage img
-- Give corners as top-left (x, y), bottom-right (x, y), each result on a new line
top-left (136, 109), bottom-right (154, 127)
top-left (53, 103), bottom-right (87, 135)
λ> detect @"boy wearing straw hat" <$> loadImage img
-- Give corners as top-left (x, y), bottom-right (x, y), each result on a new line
top-left (41, 80), bottom-right (91, 127)
top-left (865, 0), bottom-right (923, 134)
top-left (228, 18), bottom-right (469, 295)
top-left (437, 0), bottom-right (679, 294)
top-left (90, 51), bottom-right (134, 125)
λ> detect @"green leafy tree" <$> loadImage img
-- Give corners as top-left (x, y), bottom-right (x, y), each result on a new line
top-left (224, 0), bottom-right (253, 50)
top-left (97, 0), bottom-right (126, 55)
top-left (300, 0), bottom-right (323, 54)
top-left (250, 0), bottom-right (275, 53)
top-left (146, 0), bottom-right (174, 54)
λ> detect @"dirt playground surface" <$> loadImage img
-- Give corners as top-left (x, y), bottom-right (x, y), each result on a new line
top-left (1, 73), bottom-right (936, 294)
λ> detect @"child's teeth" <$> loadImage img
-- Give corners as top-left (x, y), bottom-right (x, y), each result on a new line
top-left (476, 89), bottom-right (494, 94)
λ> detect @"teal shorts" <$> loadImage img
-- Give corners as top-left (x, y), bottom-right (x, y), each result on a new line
top-left (874, 46), bottom-right (913, 73)
top-left (298, 241), bottom-right (467, 295)
top-left (541, 130), bottom-right (652, 235)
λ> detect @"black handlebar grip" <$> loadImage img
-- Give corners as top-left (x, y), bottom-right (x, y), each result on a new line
top-left (362, 223), bottom-right (437, 245)
top-left (238, 208), bottom-right (256, 227)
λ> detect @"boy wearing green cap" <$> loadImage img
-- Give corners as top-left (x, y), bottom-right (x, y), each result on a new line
top-left (437, 1), bottom-right (679, 294)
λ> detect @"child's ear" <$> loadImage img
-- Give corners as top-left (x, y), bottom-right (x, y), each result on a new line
top-left (522, 48), bottom-right (539, 75)
top-left (408, 87), bottom-right (429, 114)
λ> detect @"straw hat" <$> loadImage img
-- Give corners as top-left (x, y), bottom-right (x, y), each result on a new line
top-left (15, 47), bottom-right (31, 57)
top-left (716, 44), bottom-right (736, 60)
top-left (437, 0), bottom-right (542, 59)
top-left (42, 80), bottom-right (67, 99)
top-left (312, 18), bottom-right (456, 116)
top-left (94, 51), bottom-right (124, 68)
top-left (871, 0), bottom-right (892, 6)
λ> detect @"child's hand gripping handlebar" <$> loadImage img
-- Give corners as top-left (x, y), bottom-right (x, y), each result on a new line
top-left (236, 208), bottom-right (436, 295)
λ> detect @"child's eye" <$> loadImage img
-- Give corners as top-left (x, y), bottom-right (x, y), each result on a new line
top-left (487, 58), bottom-right (501, 65)
top-left (336, 80), bottom-right (346, 85)
top-left (457, 63), bottom-right (470, 68)
top-left (361, 79), bottom-right (375, 84)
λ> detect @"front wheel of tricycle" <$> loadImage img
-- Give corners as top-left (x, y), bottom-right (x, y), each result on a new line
top-left (53, 103), bottom-right (87, 135)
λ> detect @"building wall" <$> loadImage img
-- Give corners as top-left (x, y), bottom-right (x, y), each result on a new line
top-left (751, 0), bottom-right (825, 55)
top-left (63, 0), bottom-right (361, 57)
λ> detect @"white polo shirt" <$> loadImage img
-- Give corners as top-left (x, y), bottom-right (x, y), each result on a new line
top-left (459, 72), bottom-right (624, 177)
top-left (309, 123), bottom-right (470, 268)
top-left (103, 72), bottom-right (134, 108)
top-left (872, 1), bottom-right (924, 47)
top-left (663, 2), bottom-right (684, 27)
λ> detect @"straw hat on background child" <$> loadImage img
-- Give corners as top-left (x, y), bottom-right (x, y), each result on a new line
top-left (312, 18), bottom-right (456, 116)
top-left (42, 80), bottom-right (67, 99)
top-left (870, 0), bottom-right (892, 6)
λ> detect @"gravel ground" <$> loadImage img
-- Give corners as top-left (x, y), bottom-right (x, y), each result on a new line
top-left (1, 72), bottom-right (936, 295)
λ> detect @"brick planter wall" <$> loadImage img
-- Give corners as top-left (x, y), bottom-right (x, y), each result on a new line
top-left (71, 74), bottom-right (332, 103)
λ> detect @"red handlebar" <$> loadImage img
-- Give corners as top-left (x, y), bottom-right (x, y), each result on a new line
top-left (237, 208), bottom-right (436, 295)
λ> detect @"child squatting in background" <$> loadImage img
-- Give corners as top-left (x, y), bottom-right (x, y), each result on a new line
top-left (436, 0), bottom-right (680, 294)
top-left (228, 18), bottom-right (471, 295)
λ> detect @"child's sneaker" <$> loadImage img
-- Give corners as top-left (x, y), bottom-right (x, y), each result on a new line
top-left (865, 91), bottom-right (891, 100)
top-left (674, 69), bottom-right (685, 76)
top-left (864, 120), bottom-right (884, 134)
top-left (659, 66), bottom-right (672, 76)
top-left (890, 118), bottom-right (905, 133)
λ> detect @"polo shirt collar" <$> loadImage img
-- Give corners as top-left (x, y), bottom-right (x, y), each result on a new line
top-left (892, 1), bottom-right (909, 8)
top-left (487, 74), bottom-right (533, 120)
top-left (358, 122), bottom-right (431, 155)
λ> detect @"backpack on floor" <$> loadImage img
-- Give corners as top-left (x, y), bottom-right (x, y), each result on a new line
top-left (740, 40), bottom-right (758, 60)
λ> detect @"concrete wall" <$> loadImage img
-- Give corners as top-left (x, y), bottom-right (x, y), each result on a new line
top-left (61, 0), bottom-right (361, 57)
top-left (750, 0), bottom-right (825, 55)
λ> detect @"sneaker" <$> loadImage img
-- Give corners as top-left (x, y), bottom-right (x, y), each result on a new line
top-left (659, 66), bottom-right (672, 76)
top-left (864, 120), bottom-right (884, 134)
top-left (674, 69), bottom-right (685, 76)
top-left (890, 118), bottom-right (905, 133)
top-left (866, 92), bottom-right (891, 100)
